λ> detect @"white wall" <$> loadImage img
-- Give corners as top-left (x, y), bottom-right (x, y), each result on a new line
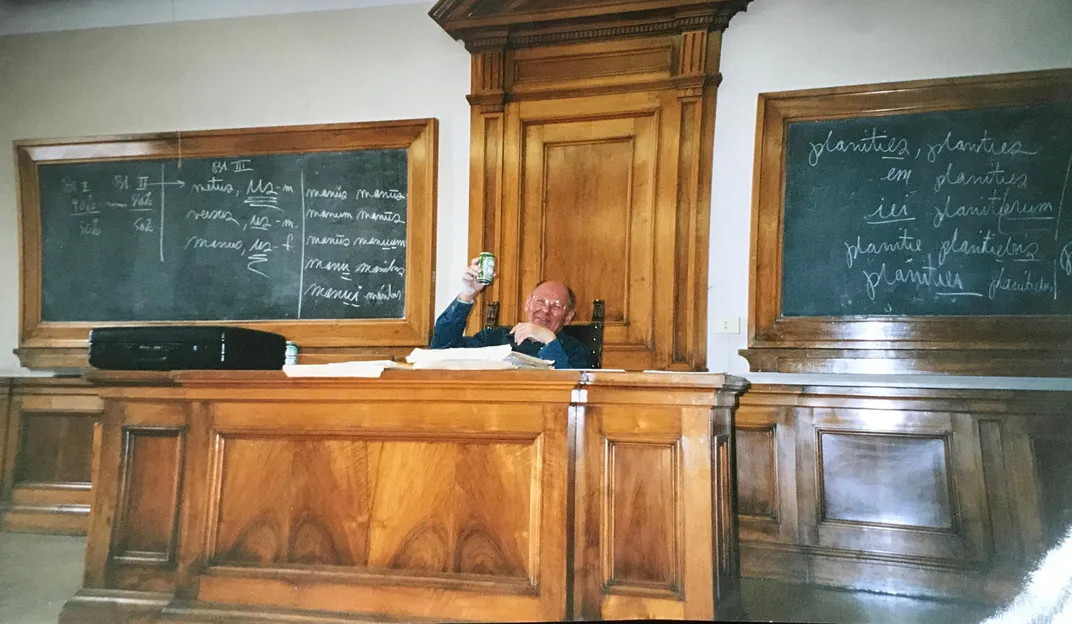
top-left (0, 0), bottom-right (1070, 375)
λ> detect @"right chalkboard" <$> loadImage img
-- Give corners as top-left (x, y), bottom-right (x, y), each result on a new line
top-left (781, 102), bottom-right (1072, 317)
top-left (744, 69), bottom-right (1072, 376)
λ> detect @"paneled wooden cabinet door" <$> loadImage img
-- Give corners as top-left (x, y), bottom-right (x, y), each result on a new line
top-left (504, 93), bottom-right (672, 370)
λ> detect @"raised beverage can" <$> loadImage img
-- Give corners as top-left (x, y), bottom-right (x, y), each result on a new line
top-left (284, 341), bottom-right (299, 366)
top-left (476, 252), bottom-right (495, 284)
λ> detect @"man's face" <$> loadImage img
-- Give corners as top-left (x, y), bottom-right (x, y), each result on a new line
top-left (524, 282), bottom-right (575, 334)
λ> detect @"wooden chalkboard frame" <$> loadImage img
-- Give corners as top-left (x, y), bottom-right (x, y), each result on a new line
top-left (742, 69), bottom-right (1072, 376)
top-left (15, 119), bottom-right (438, 369)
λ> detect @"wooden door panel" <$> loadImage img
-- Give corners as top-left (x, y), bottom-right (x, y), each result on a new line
top-left (519, 113), bottom-right (657, 363)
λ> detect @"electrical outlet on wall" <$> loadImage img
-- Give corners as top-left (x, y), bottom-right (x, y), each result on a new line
top-left (711, 316), bottom-right (740, 334)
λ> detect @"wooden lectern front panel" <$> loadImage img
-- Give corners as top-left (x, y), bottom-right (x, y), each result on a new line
top-left (64, 370), bottom-right (746, 624)
top-left (212, 436), bottom-right (536, 578)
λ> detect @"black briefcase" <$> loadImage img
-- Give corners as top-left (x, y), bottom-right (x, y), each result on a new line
top-left (88, 326), bottom-right (286, 371)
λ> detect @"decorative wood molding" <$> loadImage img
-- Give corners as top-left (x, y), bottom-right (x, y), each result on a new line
top-left (430, 0), bottom-right (753, 51)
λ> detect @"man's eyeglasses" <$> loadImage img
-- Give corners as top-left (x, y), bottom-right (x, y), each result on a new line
top-left (528, 297), bottom-right (569, 314)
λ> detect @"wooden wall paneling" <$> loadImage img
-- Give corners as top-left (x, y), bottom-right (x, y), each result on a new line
top-left (0, 379), bottom-right (14, 504)
top-left (112, 428), bottom-right (184, 565)
top-left (1023, 414), bottom-right (1072, 550)
top-left (974, 413), bottom-right (1043, 602)
top-left (82, 397), bottom-right (127, 589)
top-left (669, 29), bottom-right (720, 369)
top-left (710, 384), bottom-right (741, 618)
top-left (799, 406), bottom-right (986, 565)
top-left (1, 378), bottom-right (102, 534)
top-left (735, 402), bottom-right (797, 546)
top-left (175, 400), bottom-right (212, 600)
top-left (736, 384), bottom-right (1072, 604)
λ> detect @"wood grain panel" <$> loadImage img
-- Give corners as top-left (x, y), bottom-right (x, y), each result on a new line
top-left (541, 138), bottom-right (633, 325)
top-left (607, 442), bottom-right (677, 589)
top-left (454, 442), bottom-right (533, 578)
top-left (114, 429), bottom-right (183, 562)
top-left (521, 112), bottom-right (657, 347)
top-left (288, 440), bottom-right (379, 566)
top-left (736, 426), bottom-right (776, 519)
top-left (820, 432), bottom-right (953, 529)
top-left (214, 438), bottom-right (293, 565)
top-left (15, 412), bottom-right (95, 484)
top-left (368, 441), bottom-right (458, 574)
top-left (214, 437), bottom-right (538, 579)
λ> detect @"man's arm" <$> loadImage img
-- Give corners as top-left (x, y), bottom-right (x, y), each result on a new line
top-left (536, 339), bottom-right (571, 370)
top-left (430, 298), bottom-right (489, 349)
top-left (542, 335), bottom-right (593, 369)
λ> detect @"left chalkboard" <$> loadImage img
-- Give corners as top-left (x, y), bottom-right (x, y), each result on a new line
top-left (39, 149), bottom-right (408, 322)
top-left (17, 120), bottom-right (438, 369)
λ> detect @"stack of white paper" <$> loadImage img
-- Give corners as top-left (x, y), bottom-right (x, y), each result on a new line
top-left (283, 360), bottom-right (402, 378)
top-left (405, 345), bottom-right (553, 370)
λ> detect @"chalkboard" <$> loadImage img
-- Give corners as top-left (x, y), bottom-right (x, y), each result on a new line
top-left (780, 102), bottom-right (1072, 317)
top-left (38, 149), bottom-right (408, 322)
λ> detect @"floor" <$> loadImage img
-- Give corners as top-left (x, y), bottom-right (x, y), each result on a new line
top-left (0, 531), bottom-right (999, 624)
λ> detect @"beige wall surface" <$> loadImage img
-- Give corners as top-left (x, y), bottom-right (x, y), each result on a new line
top-left (0, 3), bottom-right (470, 372)
top-left (0, 0), bottom-right (1070, 375)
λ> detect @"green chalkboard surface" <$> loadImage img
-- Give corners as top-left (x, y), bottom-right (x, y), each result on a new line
top-left (780, 102), bottom-right (1072, 317)
top-left (38, 149), bottom-right (408, 322)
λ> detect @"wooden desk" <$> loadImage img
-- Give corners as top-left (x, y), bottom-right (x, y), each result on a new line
top-left (60, 370), bottom-right (746, 623)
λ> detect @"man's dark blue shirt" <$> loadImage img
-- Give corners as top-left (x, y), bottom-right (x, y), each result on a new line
top-left (429, 298), bottom-right (591, 369)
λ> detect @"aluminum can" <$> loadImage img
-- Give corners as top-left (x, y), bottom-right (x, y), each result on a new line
top-left (284, 341), bottom-right (299, 366)
top-left (476, 252), bottom-right (495, 284)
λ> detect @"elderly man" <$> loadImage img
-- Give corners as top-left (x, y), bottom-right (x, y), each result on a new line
top-left (429, 257), bottom-right (591, 369)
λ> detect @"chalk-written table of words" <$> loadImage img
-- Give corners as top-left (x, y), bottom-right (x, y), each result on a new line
top-left (38, 149), bottom-right (409, 322)
top-left (781, 103), bottom-right (1072, 317)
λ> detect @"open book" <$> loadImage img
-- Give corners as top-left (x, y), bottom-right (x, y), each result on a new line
top-left (405, 344), bottom-right (554, 370)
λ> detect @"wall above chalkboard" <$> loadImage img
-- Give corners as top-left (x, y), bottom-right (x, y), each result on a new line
top-left (742, 69), bottom-right (1072, 376)
top-left (16, 120), bottom-right (438, 369)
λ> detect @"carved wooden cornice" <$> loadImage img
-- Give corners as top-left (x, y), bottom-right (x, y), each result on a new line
top-left (430, 0), bottom-right (753, 51)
